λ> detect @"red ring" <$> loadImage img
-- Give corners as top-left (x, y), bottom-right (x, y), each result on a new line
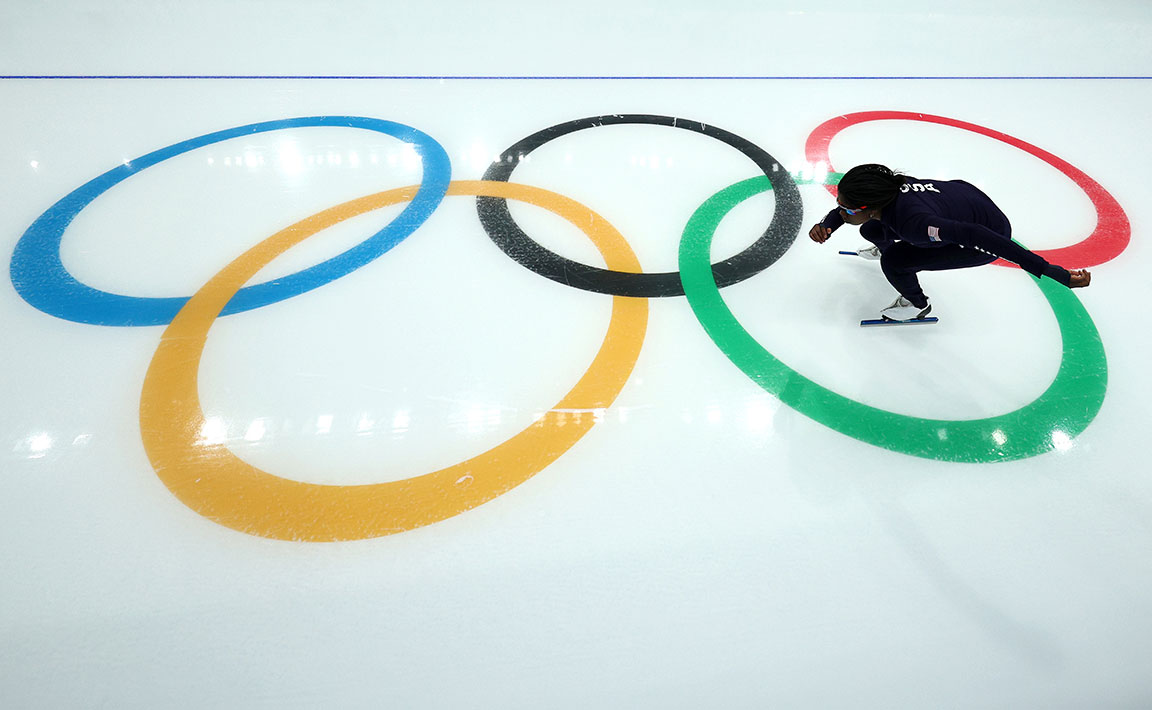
top-left (804, 111), bottom-right (1129, 268)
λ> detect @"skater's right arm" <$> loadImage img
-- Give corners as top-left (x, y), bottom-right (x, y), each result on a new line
top-left (895, 212), bottom-right (1092, 289)
top-left (809, 208), bottom-right (843, 243)
top-left (1068, 269), bottom-right (1092, 287)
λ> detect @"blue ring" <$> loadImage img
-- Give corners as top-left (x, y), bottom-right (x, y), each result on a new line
top-left (10, 116), bottom-right (451, 326)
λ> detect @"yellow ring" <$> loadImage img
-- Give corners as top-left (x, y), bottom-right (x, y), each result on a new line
top-left (139, 180), bottom-right (648, 541)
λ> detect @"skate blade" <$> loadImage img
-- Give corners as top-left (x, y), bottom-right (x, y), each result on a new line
top-left (860, 317), bottom-right (939, 327)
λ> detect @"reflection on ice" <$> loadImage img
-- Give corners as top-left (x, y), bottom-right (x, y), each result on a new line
top-left (198, 416), bottom-right (227, 446)
top-left (1051, 429), bottom-right (1074, 452)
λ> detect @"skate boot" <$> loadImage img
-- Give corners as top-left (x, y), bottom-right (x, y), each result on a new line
top-left (838, 244), bottom-right (884, 259)
top-left (880, 295), bottom-right (932, 322)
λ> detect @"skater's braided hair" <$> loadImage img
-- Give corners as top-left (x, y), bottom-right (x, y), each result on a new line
top-left (836, 164), bottom-right (909, 211)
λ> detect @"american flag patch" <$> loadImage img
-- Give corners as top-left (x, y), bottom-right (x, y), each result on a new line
top-left (927, 226), bottom-right (941, 241)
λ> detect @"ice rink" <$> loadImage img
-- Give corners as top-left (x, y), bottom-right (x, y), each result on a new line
top-left (3, 2), bottom-right (1151, 707)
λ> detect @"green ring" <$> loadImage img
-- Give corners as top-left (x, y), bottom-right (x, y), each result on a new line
top-left (679, 176), bottom-right (1108, 463)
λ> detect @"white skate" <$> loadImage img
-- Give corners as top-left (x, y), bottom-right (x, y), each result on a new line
top-left (860, 296), bottom-right (937, 327)
top-left (838, 245), bottom-right (882, 260)
top-left (880, 295), bottom-right (932, 322)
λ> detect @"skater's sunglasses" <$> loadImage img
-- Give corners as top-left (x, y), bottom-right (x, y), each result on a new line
top-left (838, 202), bottom-right (868, 215)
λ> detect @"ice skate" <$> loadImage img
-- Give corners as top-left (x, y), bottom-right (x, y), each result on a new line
top-left (838, 245), bottom-right (882, 260)
top-left (860, 296), bottom-right (937, 327)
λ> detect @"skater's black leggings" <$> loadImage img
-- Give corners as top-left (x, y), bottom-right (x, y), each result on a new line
top-left (861, 221), bottom-right (1000, 308)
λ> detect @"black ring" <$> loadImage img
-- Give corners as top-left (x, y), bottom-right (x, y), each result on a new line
top-left (478, 114), bottom-right (803, 297)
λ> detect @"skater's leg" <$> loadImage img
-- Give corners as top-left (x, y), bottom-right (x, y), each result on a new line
top-left (880, 244), bottom-right (996, 308)
top-left (859, 221), bottom-right (897, 252)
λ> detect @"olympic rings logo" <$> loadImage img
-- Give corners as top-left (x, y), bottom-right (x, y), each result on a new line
top-left (11, 112), bottom-right (1123, 542)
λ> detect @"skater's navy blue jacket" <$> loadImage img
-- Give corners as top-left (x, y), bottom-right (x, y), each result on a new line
top-left (820, 177), bottom-right (1072, 286)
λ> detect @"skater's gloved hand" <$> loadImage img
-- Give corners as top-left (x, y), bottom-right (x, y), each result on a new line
top-left (809, 224), bottom-right (832, 243)
top-left (1068, 269), bottom-right (1092, 288)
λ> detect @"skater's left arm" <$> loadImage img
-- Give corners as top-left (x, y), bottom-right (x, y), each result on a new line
top-left (820, 208), bottom-right (845, 232)
top-left (809, 208), bottom-right (844, 243)
top-left (899, 214), bottom-right (1079, 287)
